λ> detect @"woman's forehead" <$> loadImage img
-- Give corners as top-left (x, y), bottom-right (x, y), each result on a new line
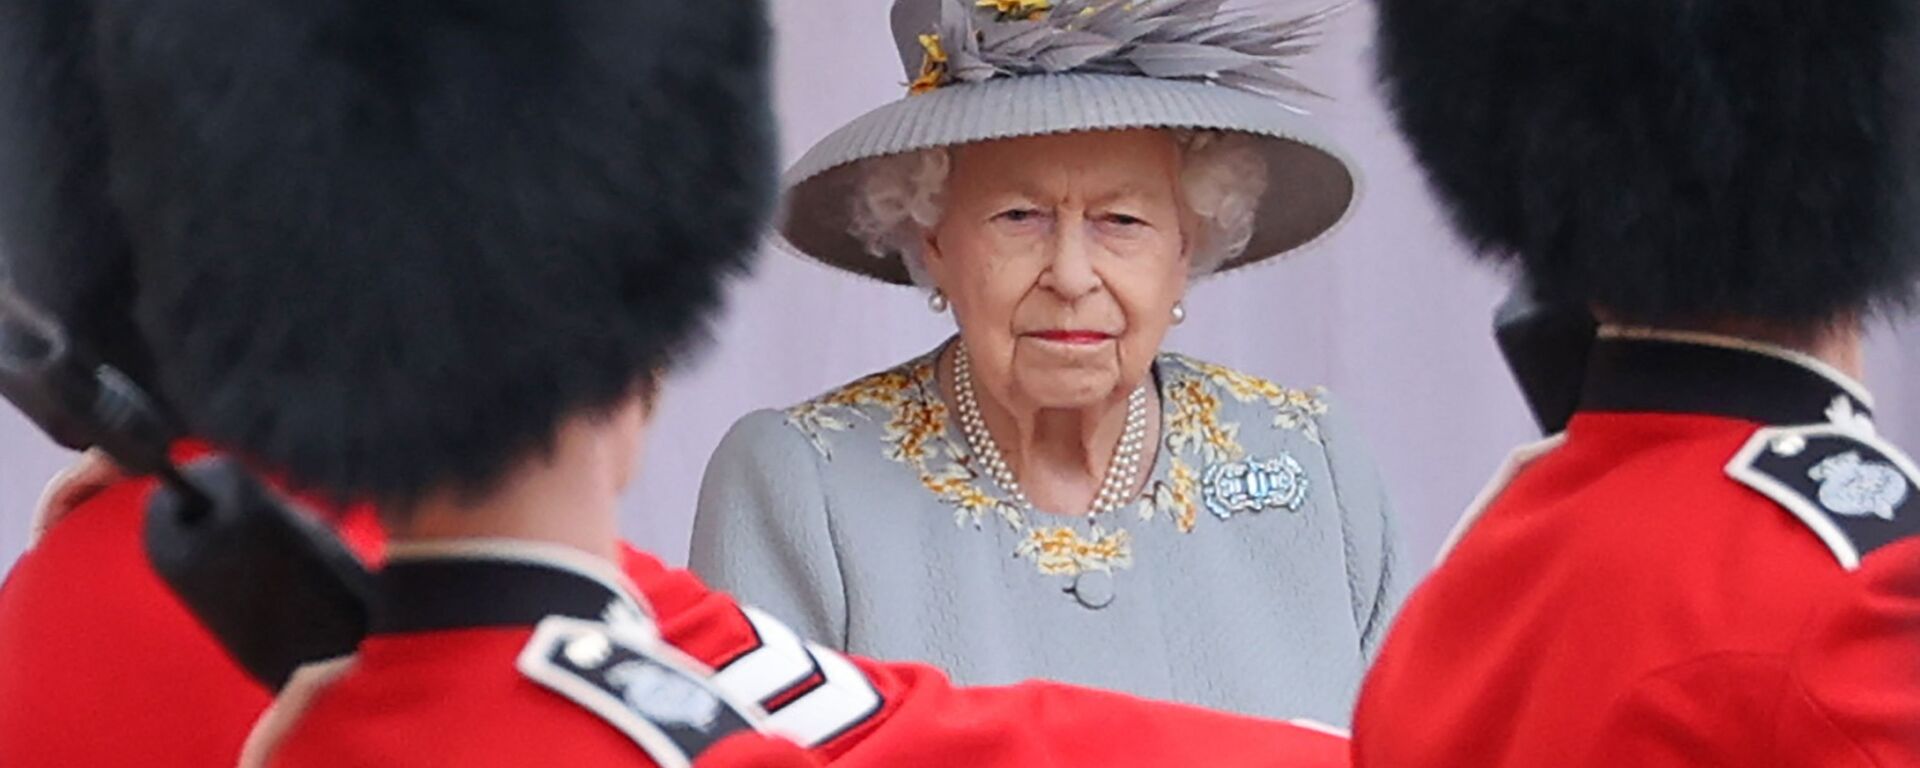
top-left (949, 130), bottom-right (1181, 196)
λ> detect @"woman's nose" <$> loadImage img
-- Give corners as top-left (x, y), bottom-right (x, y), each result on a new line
top-left (1039, 215), bottom-right (1101, 299)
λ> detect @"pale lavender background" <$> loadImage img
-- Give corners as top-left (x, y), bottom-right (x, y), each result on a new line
top-left (1, 1), bottom-right (1915, 575)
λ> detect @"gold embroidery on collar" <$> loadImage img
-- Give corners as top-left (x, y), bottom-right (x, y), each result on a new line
top-left (782, 353), bottom-right (1327, 577)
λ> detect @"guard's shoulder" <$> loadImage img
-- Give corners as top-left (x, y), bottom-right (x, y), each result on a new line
top-left (1726, 423), bottom-right (1920, 570)
top-left (518, 615), bottom-right (763, 767)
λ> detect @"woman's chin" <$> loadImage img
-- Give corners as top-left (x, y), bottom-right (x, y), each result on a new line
top-left (1010, 368), bottom-right (1125, 411)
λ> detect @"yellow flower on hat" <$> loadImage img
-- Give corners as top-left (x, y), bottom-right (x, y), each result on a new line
top-left (978, 0), bottom-right (1052, 21)
top-left (918, 33), bottom-right (948, 65)
top-left (909, 33), bottom-right (949, 95)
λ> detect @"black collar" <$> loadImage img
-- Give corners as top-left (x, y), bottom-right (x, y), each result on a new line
top-left (371, 543), bottom-right (644, 635)
top-left (1579, 333), bottom-right (1874, 426)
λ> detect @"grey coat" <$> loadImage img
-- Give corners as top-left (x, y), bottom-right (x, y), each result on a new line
top-left (690, 345), bottom-right (1400, 725)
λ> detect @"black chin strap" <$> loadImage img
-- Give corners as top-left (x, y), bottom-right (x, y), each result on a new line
top-left (0, 283), bottom-right (373, 691)
top-left (1492, 283), bottom-right (1597, 435)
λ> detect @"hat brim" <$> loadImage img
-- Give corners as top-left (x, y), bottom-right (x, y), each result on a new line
top-left (779, 72), bottom-right (1360, 285)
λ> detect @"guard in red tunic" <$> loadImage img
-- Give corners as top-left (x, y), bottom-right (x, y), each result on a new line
top-left (0, 0), bottom-right (390, 760)
top-left (1357, 0), bottom-right (1920, 765)
top-left (245, 542), bottom-right (1346, 767)
top-left (0, 445), bottom-right (385, 768)
top-left (0, 0), bottom-right (1348, 765)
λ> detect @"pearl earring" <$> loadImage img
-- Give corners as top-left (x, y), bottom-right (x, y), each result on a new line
top-left (928, 290), bottom-right (949, 313)
top-left (1171, 302), bottom-right (1187, 325)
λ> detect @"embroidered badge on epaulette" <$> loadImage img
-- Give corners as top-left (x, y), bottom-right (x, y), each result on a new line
top-left (1727, 424), bottom-right (1920, 570)
top-left (518, 615), bottom-right (765, 768)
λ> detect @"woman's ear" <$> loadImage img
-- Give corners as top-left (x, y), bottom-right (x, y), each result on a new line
top-left (1176, 204), bottom-right (1202, 267)
top-left (919, 228), bottom-right (948, 283)
top-left (922, 228), bottom-right (941, 262)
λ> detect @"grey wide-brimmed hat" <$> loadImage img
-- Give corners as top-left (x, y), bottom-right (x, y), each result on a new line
top-left (781, 0), bottom-right (1360, 285)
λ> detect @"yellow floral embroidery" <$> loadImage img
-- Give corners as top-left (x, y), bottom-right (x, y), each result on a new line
top-left (784, 403), bottom-right (850, 459)
top-left (923, 463), bottom-right (974, 497)
top-left (882, 393), bottom-right (946, 464)
top-left (783, 351), bottom-right (1324, 579)
top-left (1017, 525), bottom-right (1132, 575)
top-left (786, 354), bottom-right (1129, 575)
top-left (1172, 354), bottom-right (1328, 444)
top-left (1146, 458), bottom-right (1202, 533)
top-left (823, 369), bottom-right (913, 409)
top-left (786, 367), bottom-right (921, 457)
top-left (1165, 378), bottom-right (1242, 465)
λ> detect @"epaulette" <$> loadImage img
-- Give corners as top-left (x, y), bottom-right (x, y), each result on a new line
top-left (1727, 423), bottom-right (1920, 570)
top-left (518, 615), bottom-right (763, 768)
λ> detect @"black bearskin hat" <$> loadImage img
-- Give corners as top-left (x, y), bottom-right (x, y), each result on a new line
top-left (1374, 0), bottom-right (1920, 325)
top-left (0, 0), bottom-right (775, 506)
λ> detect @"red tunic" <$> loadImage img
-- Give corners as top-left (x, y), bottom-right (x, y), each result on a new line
top-left (0, 446), bottom-right (385, 768)
top-left (256, 542), bottom-right (1351, 767)
top-left (1352, 335), bottom-right (1920, 767)
top-left (0, 464), bottom-right (849, 768)
top-left (0, 451), bottom-right (1346, 767)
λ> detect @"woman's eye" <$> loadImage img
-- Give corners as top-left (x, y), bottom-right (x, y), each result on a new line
top-left (995, 208), bottom-right (1046, 223)
top-left (1102, 213), bottom-right (1149, 228)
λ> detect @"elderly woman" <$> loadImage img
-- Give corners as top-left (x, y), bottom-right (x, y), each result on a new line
top-left (691, 0), bottom-right (1399, 725)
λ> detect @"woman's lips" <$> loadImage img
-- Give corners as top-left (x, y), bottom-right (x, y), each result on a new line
top-left (1025, 330), bottom-right (1115, 345)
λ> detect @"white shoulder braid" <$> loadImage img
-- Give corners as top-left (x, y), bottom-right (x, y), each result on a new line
top-left (1726, 410), bottom-right (1920, 570)
top-left (518, 615), bottom-right (765, 768)
top-left (518, 603), bottom-right (883, 766)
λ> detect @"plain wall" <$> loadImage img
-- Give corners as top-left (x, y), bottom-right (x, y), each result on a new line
top-left (1, 0), bottom-right (1915, 577)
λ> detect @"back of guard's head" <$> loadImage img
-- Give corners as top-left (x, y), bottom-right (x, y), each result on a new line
top-left (0, 0), bottom-right (778, 511)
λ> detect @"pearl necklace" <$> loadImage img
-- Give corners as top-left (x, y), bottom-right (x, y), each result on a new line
top-left (952, 345), bottom-right (1151, 525)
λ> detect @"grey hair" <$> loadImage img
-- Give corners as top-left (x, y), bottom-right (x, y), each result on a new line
top-left (847, 130), bottom-right (1270, 287)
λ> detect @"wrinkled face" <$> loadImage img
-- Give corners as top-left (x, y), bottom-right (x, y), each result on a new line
top-left (925, 130), bottom-right (1191, 411)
